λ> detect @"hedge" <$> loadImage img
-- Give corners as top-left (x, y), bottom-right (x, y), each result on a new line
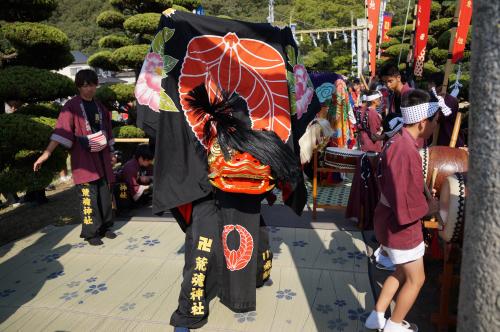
top-left (172, 4), bottom-right (189, 12)
top-left (431, 2), bottom-right (442, 20)
top-left (123, 13), bottom-right (161, 35)
top-left (96, 83), bottom-right (135, 109)
top-left (17, 103), bottom-right (62, 118)
top-left (380, 38), bottom-right (400, 49)
top-left (386, 24), bottom-right (413, 38)
top-left (111, 44), bottom-right (149, 69)
top-left (0, 114), bottom-right (67, 193)
top-left (112, 125), bottom-right (146, 160)
top-left (383, 43), bottom-right (410, 60)
top-left (96, 10), bottom-right (126, 29)
top-left (0, 0), bottom-right (57, 22)
top-left (429, 18), bottom-right (453, 36)
top-left (112, 125), bottom-right (145, 139)
top-left (427, 35), bottom-right (438, 49)
top-left (0, 66), bottom-right (76, 102)
top-left (1, 22), bottom-right (73, 69)
top-left (98, 34), bottom-right (133, 49)
top-left (88, 51), bottom-right (120, 71)
top-left (429, 47), bottom-right (448, 65)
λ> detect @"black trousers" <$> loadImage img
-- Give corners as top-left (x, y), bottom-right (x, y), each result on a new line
top-left (170, 193), bottom-right (273, 329)
top-left (216, 190), bottom-right (268, 313)
top-left (170, 195), bottom-right (222, 329)
top-left (77, 178), bottom-right (113, 239)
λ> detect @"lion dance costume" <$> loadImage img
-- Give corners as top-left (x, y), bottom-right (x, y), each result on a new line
top-left (135, 10), bottom-right (316, 329)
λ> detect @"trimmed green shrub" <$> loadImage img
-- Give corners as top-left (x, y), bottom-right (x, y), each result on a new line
top-left (96, 83), bottom-right (135, 109)
top-left (112, 125), bottom-right (145, 138)
top-left (0, 66), bottom-right (76, 102)
top-left (423, 62), bottom-right (441, 75)
top-left (331, 55), bottom-right (352, 70)
top-left (380, 38), bottom-right (400, 49)
top-left (172, 4), bottom-right (189, 12)
top-left (0, 114), bottom-right (67, 193)
top-left (427, 35), bottom-right (438, 48)
top-left (88, 51), bottom-right (120, 71)
top-left (112, 125), bottom-right (146, 160)
top-left (444, 4), bottom-right (456, 17)
top-left (0, 0), bottom-right (57, 22)
top-left (429, 18), bottom-right (453, 36)
top-left (387, 24), bottom-right (413, 38)
top-left (1, 22), bottom-right (73, 69)
top-left (96, 10), bottom-right (126, 29)
top-left (98, 34), bottom-right (133, 49)
top-left (438, 29), bottom-right (452, 49)
top-left (431, 2), bottom-right (442, 20)
top-left (111, 44), bottom-right (149, 69)
top-left (123, 13), bottom-right (161, 35)
top-left (429, 47), bottom-right (448, 65)
top-left (383, 43), bottom-right (410, 60)
top-left (17, 103), bottom-right (62, 118)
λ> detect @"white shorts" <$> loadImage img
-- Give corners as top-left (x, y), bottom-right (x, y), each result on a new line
top-left (382, 242), bottom-right (425, 265)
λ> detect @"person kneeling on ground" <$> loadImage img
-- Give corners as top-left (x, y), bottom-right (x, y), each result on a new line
top-left (114, 144), bottom-right (154, 212)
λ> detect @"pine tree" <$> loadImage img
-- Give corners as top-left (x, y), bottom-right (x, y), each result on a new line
top-left (0, 0), bottom-right (73, 194)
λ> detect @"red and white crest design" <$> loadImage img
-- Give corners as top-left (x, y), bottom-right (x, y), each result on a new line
top-left (222, 224), bottom-right (254, 271)
top-left (178, 32), bottom-right (291, 148)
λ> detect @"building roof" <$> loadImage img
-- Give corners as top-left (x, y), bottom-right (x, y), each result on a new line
top-left (70, 51), bottom-right (88, 65)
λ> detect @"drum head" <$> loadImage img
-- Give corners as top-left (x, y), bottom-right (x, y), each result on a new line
top-left (325, 147), bottom-right (364, 156)
top-left (439, 173), bottom-right (466, 243)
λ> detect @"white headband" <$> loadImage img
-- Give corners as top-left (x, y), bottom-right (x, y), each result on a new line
top-left (401, 88), bottom-right (452, 124)
top-left (385, 117), bottom-right (404, 137)
top-left (365, 91), bottom-right (382, 102)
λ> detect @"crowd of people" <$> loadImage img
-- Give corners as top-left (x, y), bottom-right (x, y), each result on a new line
top-left (20, 61), bottom-right (466, 332)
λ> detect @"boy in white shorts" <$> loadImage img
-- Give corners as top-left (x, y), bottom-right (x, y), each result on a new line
top-left (365, 89), bottom-right (450, 331)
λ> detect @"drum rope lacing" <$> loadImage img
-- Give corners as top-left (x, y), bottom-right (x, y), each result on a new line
top-left (452, 172), bottom-right (466, 243)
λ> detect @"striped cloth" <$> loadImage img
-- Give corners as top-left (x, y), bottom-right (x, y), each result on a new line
top-left (87, 130), bottom-right (107, 152)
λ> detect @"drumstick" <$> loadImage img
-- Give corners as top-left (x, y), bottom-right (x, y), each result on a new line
top-left (360, 74), bottom-right (369, 91)
top-left (449, 112), bottom-right (463, 148)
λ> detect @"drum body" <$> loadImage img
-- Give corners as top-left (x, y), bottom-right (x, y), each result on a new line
top-left (439, 172), bottom-right (467, 244)
top-left (419, 146), bottom-right (468, 194)
top-left (324, 147), bottom-right (364, 171)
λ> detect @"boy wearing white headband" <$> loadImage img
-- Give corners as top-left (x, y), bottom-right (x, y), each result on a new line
top-left (359, 90), bottom-right (384, 153)
top-left (365, 89), bottom-right (450, 332)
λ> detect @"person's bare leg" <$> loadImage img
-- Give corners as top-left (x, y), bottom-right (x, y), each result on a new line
top-left (390, 258), bottom-right (425, 323)
top-left (374, 267), bottom-right (405, 313)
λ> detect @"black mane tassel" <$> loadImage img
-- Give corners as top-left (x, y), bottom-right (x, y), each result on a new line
top-left (186, 84), bottom-right (302, 188)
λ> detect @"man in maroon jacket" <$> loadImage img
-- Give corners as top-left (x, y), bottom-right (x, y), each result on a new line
top-left (365, 89), bottom-right (450, 332)
top-left (116, 144), bottom-right (154, 209)
top-left (34, 69), bottom-right (116, 246)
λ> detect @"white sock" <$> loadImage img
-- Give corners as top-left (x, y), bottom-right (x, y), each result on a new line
top-left (384, 318), bottom-right (413, 332)
top-left (365, 310), bottom-right (386, 329)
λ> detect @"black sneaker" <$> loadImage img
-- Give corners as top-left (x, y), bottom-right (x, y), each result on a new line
top-left (104, 230), bottom-right (117, 239)
top-left (86, 237), bottom-right (104, 246)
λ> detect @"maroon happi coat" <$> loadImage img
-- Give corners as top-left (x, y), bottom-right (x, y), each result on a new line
top-left (359, 106), bottom-right (383, 153)
top-left (51, 95), bottom-right (115, 185)
top-left (374, 128), bottom-right (428, 249)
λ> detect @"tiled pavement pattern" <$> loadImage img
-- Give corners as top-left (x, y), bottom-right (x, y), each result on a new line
top-left (270, 179), bottom-right (352, 208)
top-left (0, 217), bottom-right (373, 332)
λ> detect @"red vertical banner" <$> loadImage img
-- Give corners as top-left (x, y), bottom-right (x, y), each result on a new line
top-left (382, 12), bottom-right (393, 43)
top-left (452, 0), bottom-right (473, 63)
top-left (367, 0), bottom-right (381, 77)
top-left (413, 0), bottom-right (432, 77)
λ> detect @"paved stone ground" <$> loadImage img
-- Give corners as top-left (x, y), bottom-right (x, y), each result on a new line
top-left (0, 180), bottom-right (377, 332)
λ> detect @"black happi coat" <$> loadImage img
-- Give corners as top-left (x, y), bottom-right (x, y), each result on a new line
top-left (136, 10), bottom-right (318, 217)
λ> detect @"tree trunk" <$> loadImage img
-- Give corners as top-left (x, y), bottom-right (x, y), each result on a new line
top-left (457, 0), bottom-right (500, 331)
